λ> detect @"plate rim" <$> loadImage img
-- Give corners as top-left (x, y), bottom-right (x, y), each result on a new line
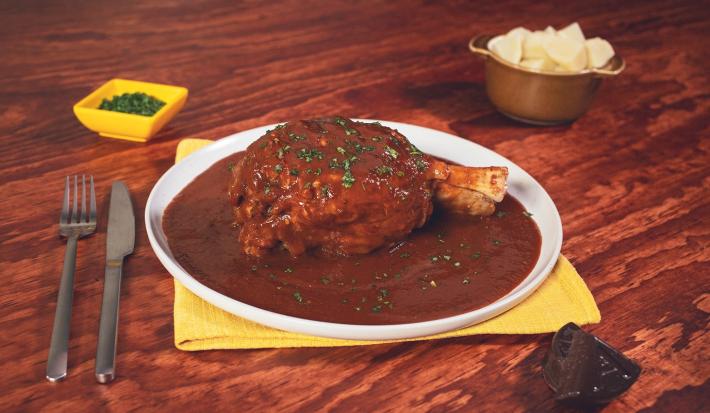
top-left (145, 119), bottom-right (562, 340)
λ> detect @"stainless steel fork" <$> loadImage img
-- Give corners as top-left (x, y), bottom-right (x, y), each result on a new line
top-left (46, 175), bottom-right (97, 382)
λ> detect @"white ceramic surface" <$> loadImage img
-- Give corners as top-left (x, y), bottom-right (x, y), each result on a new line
top-left (145, 120), bottom-right (563, 340)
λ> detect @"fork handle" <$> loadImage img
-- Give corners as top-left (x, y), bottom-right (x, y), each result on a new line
top-left (46, 234), bottom-right (79, 382)
top-left (95, 260), bottom-right (123, 383)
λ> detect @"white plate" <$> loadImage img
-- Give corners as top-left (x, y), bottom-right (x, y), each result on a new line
top-left (146, 120), bottom-right (562, 340)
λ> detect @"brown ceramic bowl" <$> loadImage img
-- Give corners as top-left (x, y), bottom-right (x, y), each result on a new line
top-left (469, 34), bottom-right (625, 125)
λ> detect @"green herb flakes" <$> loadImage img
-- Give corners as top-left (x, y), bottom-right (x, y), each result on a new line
top-left (384, 145), bottom-right (399, 159)
top-left (98, 92), bottom-right (166, 116)
top-left (375, 165), bottom-right (393, 176)
top-left (342, 170), bottom-right (355, 188)
top-left (296, 148), bottom-right (324, 162)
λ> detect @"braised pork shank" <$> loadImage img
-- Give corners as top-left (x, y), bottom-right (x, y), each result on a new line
top-left (228, 117), bottom-right (507, 257)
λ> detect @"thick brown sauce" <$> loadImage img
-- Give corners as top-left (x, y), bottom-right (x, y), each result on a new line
top-left (163, 152), bottom-right (542, 324)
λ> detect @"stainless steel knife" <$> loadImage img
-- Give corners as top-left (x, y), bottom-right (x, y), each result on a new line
top-left (95, 181), bottom-right (134, 384)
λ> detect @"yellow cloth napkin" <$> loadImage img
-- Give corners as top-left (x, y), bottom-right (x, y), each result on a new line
top-left (173, 139), bottom-right (600, 350)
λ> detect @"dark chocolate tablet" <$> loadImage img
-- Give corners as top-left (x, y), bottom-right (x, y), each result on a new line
top-left (543, 323), bottom-right (641, 405)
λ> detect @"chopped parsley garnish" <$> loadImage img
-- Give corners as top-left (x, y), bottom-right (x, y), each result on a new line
top-left (408, 144), bottom-right (424, 157)
top-left (374, 165), bottom-right (393, 176)
top-left (415, 159), bottom-right (428, 171)
top-left (321, 184), bottom-right (331, 197)
top-left (371, 305), bottom-right (382, 313)
top-left (371, 136), bottom-right (383, 142)
top-left (227, 163), bottom-right (235, 172)
top-left (276, 145), bottom-right (291, 159)
top-left (396, 171), bottom-right (405, 177)
top-left (523, 211), bottom-right (534, 217)
top-left (471, 252), bottom-right (481, 259)
top-left (98, 92), bottom-right (165, 116)
top-left (342, 170), bottom-right (355, 188)
top-left (293, 291), bottom-right (304, 303)
top-left (288, 132), bottom-right (306, 141)
top-left (336, 146), bottom-right (347, 155)
top-left (345, 127), bottom-right (359, 136)
top-left (264, 184), bottom-right (271, 194)
top-left (274, 164), bottom-right (283, 173)
top-left (296, 148), bottom-right (324, 162)
top-left (289, 168), bottom-right (300, 176)
top-left (329, 158), bottom-right (340, 169)
top-left (384, 145), bottom-right (399, 159)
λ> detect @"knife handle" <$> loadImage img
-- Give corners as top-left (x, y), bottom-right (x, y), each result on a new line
top-left (95, 260), bottom-right (123, 383)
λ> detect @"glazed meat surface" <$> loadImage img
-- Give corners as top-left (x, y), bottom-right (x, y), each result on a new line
top-left (229, 117), bottom-right (437, 257)
top-left (229, 117), bottom-right (508, 257)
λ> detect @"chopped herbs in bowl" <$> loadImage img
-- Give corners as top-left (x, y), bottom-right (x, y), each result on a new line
top-left (99, 92), bottom-right (166, 116)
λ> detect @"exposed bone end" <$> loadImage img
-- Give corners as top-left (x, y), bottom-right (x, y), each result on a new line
top-left (434, 183), bottom-right (496, 216)
top-left (443, 165), bottom-right (508, 202)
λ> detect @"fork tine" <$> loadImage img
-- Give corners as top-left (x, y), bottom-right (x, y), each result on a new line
top-left (60, 176), bottom-right (70, 224)
top-left (80, 175), bottom-right (87, 223)
top-left (89, 175), bottom-right (97, 224)
top-left (72, 175), bottom-right (78, 223)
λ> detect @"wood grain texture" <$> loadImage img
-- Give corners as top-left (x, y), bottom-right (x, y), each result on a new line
top-left (1, 0), bottom-right (708, 411)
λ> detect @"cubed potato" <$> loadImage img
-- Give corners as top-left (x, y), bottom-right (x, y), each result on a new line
top-left (543, 35), bottom-right (588, 71)
top-left (523, 31), bottom-right (551, 59)
top-left (490, 33), bottom-right (523, 64)
top-left (558, 22), bottom-right (586, 43)
top-left (585, 37), bottom-right (615, 68)
top-left (507, 26), bottom-right (531, 40)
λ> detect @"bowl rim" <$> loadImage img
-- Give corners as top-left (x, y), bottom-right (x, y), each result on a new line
top-left (73, 78), bottom-right (188, 120)
top-left (469, 34), bottom-right (625, 78)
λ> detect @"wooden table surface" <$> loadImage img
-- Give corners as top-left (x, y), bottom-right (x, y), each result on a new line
top-left (1, 0), bottom-right (708, 411)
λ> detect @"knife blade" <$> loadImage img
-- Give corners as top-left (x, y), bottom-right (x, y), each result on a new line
top-left (95, 181), bottom-right (134, 384)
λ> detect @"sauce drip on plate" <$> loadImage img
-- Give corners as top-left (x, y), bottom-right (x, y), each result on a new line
top-left (163, 152), bottom-right (542, 324)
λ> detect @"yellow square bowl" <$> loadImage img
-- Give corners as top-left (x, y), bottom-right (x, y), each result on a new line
top-left (73, 79), bottom-right (188, 143)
